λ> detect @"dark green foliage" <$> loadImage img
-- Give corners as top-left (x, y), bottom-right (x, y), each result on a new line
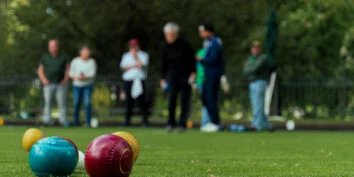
top-left (2, 0), bottom-right (353, 78)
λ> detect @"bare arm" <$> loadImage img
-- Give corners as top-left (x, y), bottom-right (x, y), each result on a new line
top-left (123, 65), bottom-right (138, 71)
top-left (37, 64), bottom-right (49, 85)
top-left (122, 55), bottom-right (143, 71)
top-left (134, 56), bottom-right (143, 68)
top-left (60, 64), bottom-right (70, 85)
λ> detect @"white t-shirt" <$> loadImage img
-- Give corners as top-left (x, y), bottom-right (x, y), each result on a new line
top-left (69, 57), bottom-right (97, 87)
top-left (120, 50), bottom-right (149, 81)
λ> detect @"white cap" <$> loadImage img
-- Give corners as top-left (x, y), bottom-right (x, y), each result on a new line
top-left (198, 25), bottom-right (205, 31)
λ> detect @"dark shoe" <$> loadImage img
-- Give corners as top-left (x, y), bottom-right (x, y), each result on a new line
top-left (40, 121), bottom-right (54, 127)
top-left (142, 123), bottom-right (150, 128)
top-left (245, 126), bottom-right (257, 132)
top-left (62, 122), bottom-right (70, 128)
top-left (123, 122), bottom-right (131, 127)
top-left (178, 127), bottom-right (186, 133)
top-left (70, 122), bottom-right (81, 127)
top-left (218, 125), bottom-right (225, 132)
top-left (82, 124), bottom-right (91, 128)
top-left (166, 125), bottom-right (173, 133)
top-left (267, 127), bottom-right (276, 133)
top-left (41, 123), bottom-right (53, 127)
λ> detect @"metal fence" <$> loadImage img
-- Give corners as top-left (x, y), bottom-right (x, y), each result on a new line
top-left (1, 75), bottom-right (353, 121)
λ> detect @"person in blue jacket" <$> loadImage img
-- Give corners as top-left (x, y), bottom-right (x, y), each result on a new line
top-left (196, 22), bottom-right (224, 132)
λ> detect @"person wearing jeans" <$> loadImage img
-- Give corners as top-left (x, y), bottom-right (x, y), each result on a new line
top-left (69, 45), bottom-right (97, 127)
top-left (43, 84), bottom-right (68, 124)
top-left (37, 39), bottom-right (70, 126)
top-left (243, 41), bottom-right (271, 131)
top-left (249, 80), bottom-right (269, 129)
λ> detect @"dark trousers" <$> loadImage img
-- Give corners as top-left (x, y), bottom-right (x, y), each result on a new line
top-left (202, 77), bottom-right (220, 125)
top-left (124, 81), bottom-right (148, 125)
top-left (168, 77), bottom-right (191, 128)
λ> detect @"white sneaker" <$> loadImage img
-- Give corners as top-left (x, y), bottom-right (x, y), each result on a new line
top-left (201, 123), bottom-right (219, 132)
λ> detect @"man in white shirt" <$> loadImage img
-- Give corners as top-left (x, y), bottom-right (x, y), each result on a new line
top-left (120, 39), bottom-right (149, 127)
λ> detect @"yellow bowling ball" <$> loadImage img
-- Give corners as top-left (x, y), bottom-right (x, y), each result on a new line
top-left (187, 120), bottom-right (193, 129)
top-left (112, 131), bottom-right (140, 162)
top-left (22, 128), bottom-right (45, 152)
top-left (0, 118), bottom-right (4, 126)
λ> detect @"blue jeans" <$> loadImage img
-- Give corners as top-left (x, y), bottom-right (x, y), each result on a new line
top-left (73, 84), bottom-right (93, 126)
top-left (249, 80), bottom-right (270, 130)
top-left (197, 85), bottom-right (211, 127)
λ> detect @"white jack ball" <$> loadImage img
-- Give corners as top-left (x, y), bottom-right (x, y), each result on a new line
top-left (91, 118), bottom-right (99, 128)
top-left (77, 150), bottom-right (85, 169)
top-left (286, 120), bottom-right (295, 131)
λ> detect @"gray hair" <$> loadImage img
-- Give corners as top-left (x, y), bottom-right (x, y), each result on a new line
top-left (163, 22), bottom-right (179, 33)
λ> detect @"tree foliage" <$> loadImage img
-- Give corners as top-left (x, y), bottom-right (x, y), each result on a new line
top-left (1, 0), bottom-right (354, 80)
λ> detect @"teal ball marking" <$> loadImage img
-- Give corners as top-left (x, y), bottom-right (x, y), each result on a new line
top-left (28, 136), bottom-right (78, 177)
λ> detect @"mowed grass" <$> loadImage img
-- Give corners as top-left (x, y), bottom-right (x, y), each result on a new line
top-left (1, 127), bottom-right (354, 177)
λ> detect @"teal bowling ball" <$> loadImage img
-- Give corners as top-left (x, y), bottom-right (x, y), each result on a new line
top-left (28, 136), bottom-right (78, 177)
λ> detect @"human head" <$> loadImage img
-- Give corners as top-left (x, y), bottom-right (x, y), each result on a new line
top-left (129, 39), bottom-right (140, 52)
top-left (48, 39), bottom-right (59, 56)
top-left (199, 22), bottom-right (214, 39)
top-left (163, 22), bottom-right (179, 44)
top-left (80, 45), bottom-right (91, 60)
top-left (251, 40), bottom-right (262, 56)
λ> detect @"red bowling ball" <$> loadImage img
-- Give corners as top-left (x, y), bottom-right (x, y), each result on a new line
top-left (85, 134), bottom-right (134, 177)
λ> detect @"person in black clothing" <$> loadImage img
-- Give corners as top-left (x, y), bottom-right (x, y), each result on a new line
top-left (160, 22), bottom-right (196, 132)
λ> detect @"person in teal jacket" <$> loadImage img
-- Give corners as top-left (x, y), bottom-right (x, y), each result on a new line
top-left (196, 48), bottom-right (211, 128)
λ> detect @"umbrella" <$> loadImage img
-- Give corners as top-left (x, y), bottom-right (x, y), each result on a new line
top-left (264, 8), bottom-right (281, 116)
top-left (265, 8), bottom-right (278, 70)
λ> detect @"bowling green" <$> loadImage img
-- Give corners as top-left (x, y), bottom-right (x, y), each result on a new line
top-left (1, 127), bottom-right (354, 176)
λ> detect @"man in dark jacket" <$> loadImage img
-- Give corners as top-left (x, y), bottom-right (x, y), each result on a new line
top-left (197, 22), bottom-right (224, 132)
top-left (160, 22), bottom-right (196, 132)
top-left (243, 41), bottom-right (271, 131)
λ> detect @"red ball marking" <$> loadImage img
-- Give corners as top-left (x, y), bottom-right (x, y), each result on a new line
top-left (58, 136), bottom-right (79, 155)
top-left (85, 134), bottom-right (133, 177)
top-left (58, 137), bottom-right (78, 154)
top-left (119, 148), bottom-right (133, 174)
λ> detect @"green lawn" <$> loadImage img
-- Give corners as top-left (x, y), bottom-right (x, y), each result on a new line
top-left (1, 127), bottom-right (354, 177)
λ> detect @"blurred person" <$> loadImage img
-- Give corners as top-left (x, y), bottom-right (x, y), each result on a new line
top-left (243, 41), bottom-right (272, 131)
top-left (195, 48), bottom-right (210, 128)
top-left (161, 22), bottom-right (196, 132)
top-left (37, 39), bottom-right (70, 126)
top-left (197, 22), bottom-right (225, 132)
top-left (69, 45), bottom-right (97, 127)
top-left (196, 47), bottom-right (229, 130)
top-left (120, 39), bottom-right (149, 127)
